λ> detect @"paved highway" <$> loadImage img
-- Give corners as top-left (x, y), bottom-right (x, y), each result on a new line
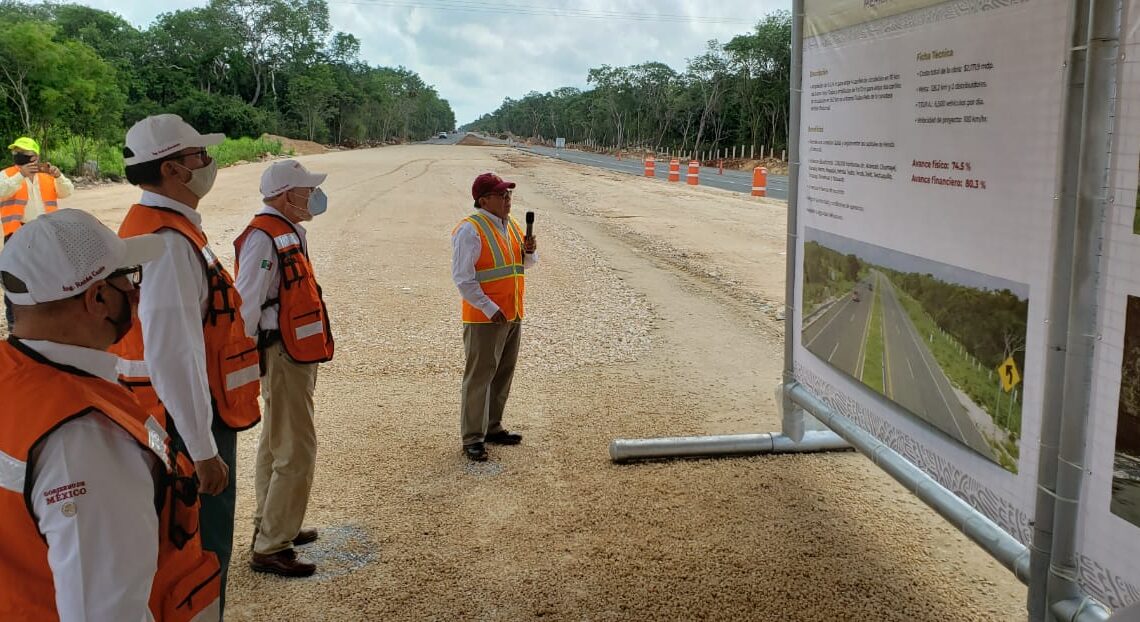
top-left (517, 145), bottom-right (790, 200)
top-left (877, 274), bottom-right (995, 460)
top-left (802, 284), bottom-right (874, 379)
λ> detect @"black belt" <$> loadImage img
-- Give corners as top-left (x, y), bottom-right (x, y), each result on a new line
top-left (258, 329), bottom-right (281, 349)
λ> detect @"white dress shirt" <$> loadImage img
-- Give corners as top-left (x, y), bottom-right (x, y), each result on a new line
top-left (451, 208), bottom-right (538, 318)
top-left (21, 339), bottom-right (158, 622)
top-left (234, 206), bottom-right (309, 338)
top-left (134, 191), bottom-right (217, 462)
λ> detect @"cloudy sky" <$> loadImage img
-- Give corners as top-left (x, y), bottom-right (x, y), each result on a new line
top-left (74, 0), bottom-right (789, 125)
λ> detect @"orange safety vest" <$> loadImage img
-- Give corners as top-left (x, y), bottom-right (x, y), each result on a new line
top-left (1, 166), bottom-right (58, 237)
top-left (233, 213), bottom-right (334, 364)
top-left (0, 338), bottom-right (220, 621)
top-left (453, 212), bottom-right (526, 323)
top-left (111, 204), bottom-right (261, 431)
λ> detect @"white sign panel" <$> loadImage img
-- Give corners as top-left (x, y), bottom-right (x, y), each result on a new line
top-left (794, 0), bottom-right (1069, 544)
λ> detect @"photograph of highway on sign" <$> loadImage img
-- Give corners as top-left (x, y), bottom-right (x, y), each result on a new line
top-left (1112, 296), bottom-right (1140, 528)
top-left (802, 229), bottom-right (1029, 472)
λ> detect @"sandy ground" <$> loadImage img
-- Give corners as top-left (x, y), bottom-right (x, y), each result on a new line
top-left (39, 145), bottom-right (1024, 620)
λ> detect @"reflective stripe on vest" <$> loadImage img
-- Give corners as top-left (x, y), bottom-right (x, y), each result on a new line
top-left (0, 448), bottom-right (25, 494)
top-left (273, 232), bottom-right (301, 250)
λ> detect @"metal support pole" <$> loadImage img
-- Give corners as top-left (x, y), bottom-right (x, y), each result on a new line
top-left (787, 383), bottom-right (1032, 581)
top-left (609, 430), bottom-right (850, 463)
top-left (782, 0), bottom-right (808, 440)
top-left (1044, 0), bottom-right (1121, 619)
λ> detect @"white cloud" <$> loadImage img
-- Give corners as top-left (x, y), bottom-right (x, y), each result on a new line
top-left (71, 0), bottom-right (791, 124)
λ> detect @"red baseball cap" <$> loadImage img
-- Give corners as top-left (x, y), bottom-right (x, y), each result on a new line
top-left (471, 172), bottom-right (516, 200)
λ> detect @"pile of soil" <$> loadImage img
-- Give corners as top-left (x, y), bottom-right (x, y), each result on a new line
top-left (262, 133), bottom-right (328, 156)
top-left (457, 134), bottom-right (498, 147)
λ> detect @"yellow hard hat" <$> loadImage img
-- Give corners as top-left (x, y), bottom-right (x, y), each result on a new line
top-left (8, 137), bottom-right (40, 155)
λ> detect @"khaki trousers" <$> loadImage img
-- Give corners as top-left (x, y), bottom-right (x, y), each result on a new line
top-left (461, 321), bottom-right (521, 445)
top-left (253, 341), bottom-right (319, 555)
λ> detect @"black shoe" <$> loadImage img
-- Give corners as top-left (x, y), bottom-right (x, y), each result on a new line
top-left (293, 527), bottom-right (318, 546)
top-left (485, 430), bottom-right (522, 445)
top-left (250, 548), bottom-right (316, 577)
top-left (464, 442), bottom-right (488, 461)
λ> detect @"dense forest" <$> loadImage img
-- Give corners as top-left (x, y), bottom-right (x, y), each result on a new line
top-left (464, 11), bottom-right (791, 157)
top-left (0, 0), bottom-right (455, 173)
top-left (883, 269), bottom-right (1028, 373)
top-left (802, 241), bottom-right (862, 313)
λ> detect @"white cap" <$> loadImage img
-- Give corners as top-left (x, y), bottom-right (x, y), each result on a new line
top-left (260, 160), bottom-right (327, 198)
top-left (0, 209), bottom-right (165, 305)
top-left (124, 113), bottom-right (224, 166)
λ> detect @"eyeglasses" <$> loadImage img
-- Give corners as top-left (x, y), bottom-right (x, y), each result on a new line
top-left (163, 149), bottom-right (210, 164)
top-left (108, 265), bottom-right (143, 288)
top-left (481, 190), bottom-right (512, 199)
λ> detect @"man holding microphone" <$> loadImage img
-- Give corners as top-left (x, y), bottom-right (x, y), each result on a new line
top-left (451, 172), bottom-right (537, 462)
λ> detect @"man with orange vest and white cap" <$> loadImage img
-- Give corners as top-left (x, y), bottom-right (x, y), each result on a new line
top-left (112, 114), bottom-right (261, 612)
top-left (0, 209), bottom-right (221, 621)
top-left (233, 160), bottom-right (334, 577)
top-left (452, 172), bottom-right (537, 462)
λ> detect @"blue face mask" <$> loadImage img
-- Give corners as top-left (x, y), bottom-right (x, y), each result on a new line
top-left (307, 188), bottom-right (328, 217)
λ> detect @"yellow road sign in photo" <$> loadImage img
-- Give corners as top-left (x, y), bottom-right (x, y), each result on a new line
top-left (998, 357), bottom-right (1021, 392)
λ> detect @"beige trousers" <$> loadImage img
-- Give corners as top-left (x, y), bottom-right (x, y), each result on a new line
top-left (253, 341), bottom-right (319, 555)
top-left (461, 321), bottom-right (521, 445)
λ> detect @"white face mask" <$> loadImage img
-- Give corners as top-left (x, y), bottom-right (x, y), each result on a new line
top-left (177, 160), bottom-right (217, 198)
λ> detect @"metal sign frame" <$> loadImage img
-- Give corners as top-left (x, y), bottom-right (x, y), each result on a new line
top-left (781, 0), bottom-right (1124, 619)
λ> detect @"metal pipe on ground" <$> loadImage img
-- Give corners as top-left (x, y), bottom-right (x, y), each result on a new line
top-left (1052, 598), bottom-right (1111, 622)
top-left (609, 430), bottom-right (850, 463)
top-left (785, 382), bottom-right (1033, 584)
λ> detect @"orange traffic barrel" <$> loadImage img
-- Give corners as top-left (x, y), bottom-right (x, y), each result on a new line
top-left (668, 158), bottom-right (680, 182)
top-left (644, 156), bottom-right (655, 177)
top-left (752, 167), bottom-right (768, 197)
top-left (687, 160), bottom-right (700, 186)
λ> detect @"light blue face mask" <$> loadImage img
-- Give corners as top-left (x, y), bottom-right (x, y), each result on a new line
top-left (307, 188), bottom-right (328, 217)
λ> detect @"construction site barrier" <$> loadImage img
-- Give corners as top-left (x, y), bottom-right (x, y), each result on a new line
top-left (752, 167), bottom-right (768, 197)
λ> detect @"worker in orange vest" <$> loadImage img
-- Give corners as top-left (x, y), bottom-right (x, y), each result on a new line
top-left (0, 209), bottom-right (221, 621)
top-left (451, 172), bottom-right (538, 461)
top-left (0, 137), bottom-right (72, 241)
top-left (233, 160), bottom-right (334, 577)
top-left (1, 137), bottom-right (74, 327)
top-left (113, 114), bottom-right (261, 613)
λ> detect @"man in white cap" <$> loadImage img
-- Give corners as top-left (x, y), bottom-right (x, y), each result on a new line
top-left (111, 114), bottom-right (262, 611)
top-left (234, 160), bottom-right (334, 577)
top-left (0, 209), bottom-right (222, 621)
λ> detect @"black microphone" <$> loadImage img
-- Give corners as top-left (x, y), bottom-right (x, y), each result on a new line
top-left (525, 211), bottom-right (535, 254)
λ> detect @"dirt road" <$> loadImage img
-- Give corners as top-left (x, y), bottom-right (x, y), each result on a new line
top-left (43, 145), bottom-right (1024, 620)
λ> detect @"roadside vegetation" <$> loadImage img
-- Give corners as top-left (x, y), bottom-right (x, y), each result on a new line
top-left (466, 12), bottom-right (792, 159)
top-left (0, 0), bottom-right (454, 179)
top-left (862, 280), bottom-right (885, 393)
top-left (802, 240), bottom-right (864, 317)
